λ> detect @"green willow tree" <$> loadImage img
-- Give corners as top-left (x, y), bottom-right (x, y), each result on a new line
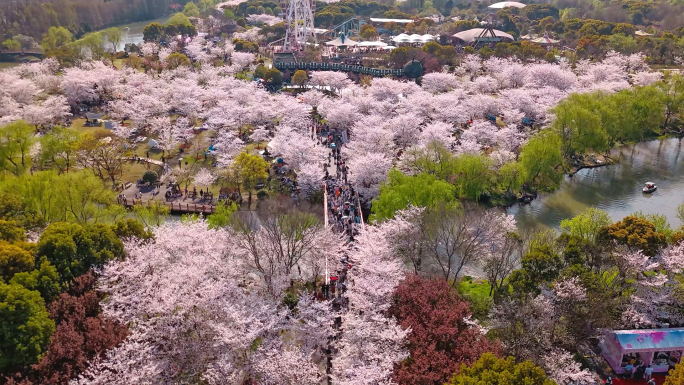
top-left (41, 26), bottom-right (73, 52)
top-left (40, 126), bottom-right (82, 174)
top-left (0, 120), bottom-right (35, 176)
top-left (560, 207), bottom-right (611, 243)
top-left (519, 130), bottom-right (563, 190)
top-left (371, 169), bottom-right (457, 222)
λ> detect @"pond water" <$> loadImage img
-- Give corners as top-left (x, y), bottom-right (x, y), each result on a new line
top-left (110, 16), bottom-right (171, 51)
top-left (507, 137), bottom-right (684, 230)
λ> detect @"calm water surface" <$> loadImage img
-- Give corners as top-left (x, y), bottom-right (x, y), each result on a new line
top-left (109, 16), bottom-right (171, 51)
top-left (507, 138), bottom-right (684, 230)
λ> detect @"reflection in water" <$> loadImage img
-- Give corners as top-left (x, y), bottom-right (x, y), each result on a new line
top-left (507, 138), bottom-right (684, 230)
top-left (112, 16), bottom-right (171, 52)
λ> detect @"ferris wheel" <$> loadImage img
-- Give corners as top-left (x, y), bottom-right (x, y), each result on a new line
top-left (280, 0), bottom-right (317, 52)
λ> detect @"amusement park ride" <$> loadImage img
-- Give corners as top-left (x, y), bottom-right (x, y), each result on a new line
top-left (279, 0), bottom-right (317, 53)
top-left (272, 0), bottom-right (424, 78)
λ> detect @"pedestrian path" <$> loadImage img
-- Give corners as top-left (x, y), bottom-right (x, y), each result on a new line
top-left (612, 375), bottom-right (664, 385)
top-left (128, 157), bottom-right (164, 166)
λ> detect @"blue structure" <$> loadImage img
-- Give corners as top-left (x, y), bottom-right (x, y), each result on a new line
top-left (601, 328), bottom-right (684, 375)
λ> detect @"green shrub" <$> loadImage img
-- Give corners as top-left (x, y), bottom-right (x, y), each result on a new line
top-left (142, 170), bottom-right (158, 184)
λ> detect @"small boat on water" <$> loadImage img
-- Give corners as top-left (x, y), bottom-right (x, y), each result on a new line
top-left (642, 182), bottom-right (657, 193)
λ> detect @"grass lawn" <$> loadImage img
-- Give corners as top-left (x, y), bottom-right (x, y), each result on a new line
top-left (120, 161), bottom-right (163, 184)
top-left (245, 142), bottom-right (268, 155)
top-left (0, 62), bottom-right (20, 69)
top-left (113, 59), bottom-right (124, 70)
top-left (70, 118), bottom-right (114, 135)
top-left (135, 144), bottom-right (167, 160)
top-left (457, 276), bottom-right (493, 320)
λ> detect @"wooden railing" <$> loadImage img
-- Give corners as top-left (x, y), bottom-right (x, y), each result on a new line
top-left (273, 61), bottom-right (404, 77)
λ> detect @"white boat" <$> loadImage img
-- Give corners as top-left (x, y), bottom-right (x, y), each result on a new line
top-left (642, 182), bottom-right (657, 193)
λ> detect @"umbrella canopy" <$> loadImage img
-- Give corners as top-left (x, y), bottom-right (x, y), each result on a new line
top-left (453, 28), bottom-right (514, 43)
top-left (326, 34), bottom-right (359, 47)
top-left (488, 1), bottom-right (526, 8)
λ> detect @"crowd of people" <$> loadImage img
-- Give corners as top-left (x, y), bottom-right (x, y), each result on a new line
top-left (320, 129), bottom-right (361, 241)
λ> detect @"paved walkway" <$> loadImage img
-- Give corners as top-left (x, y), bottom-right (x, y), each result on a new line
top-left (128, 157), bottom-right (164, 166)
top-left (612, 375), bottom-right (665, 385)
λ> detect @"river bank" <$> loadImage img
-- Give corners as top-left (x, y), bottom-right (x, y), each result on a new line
top-left (508, 137), bottom-right (684, 230)
top-left (98, 16), bottom-right (171, 52)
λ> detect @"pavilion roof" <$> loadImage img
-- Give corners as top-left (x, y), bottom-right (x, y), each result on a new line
top-left (325, 35), bottom-right (359, 47)
top-left (611, 328), bottom-right (684, 351)
top-left (488, 1), bottom-right (526, 8)
top-left (453, 28), bottom-right (514, 43)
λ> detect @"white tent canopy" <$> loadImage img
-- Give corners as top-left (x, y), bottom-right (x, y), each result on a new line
top-left (392, 33), bottom-right (435, 44)
top-left (530, 35), bottom-right (559, 44)
top-left (488, 1), bottom-right (526, 8)
top-left (358, 41), bottom-right (388, 47)
top-left (635, 30), bottom-right (654, 36)
top-left (325, 35), bottom-right (359, 47)
top-left (300, 27), bottom-right (330, 34)
top-left (370, 18), bottom-right (413, 24)
top-left (453, 28), bottom-right (514, 43)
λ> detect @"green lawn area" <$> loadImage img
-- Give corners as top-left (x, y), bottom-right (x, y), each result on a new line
top-left (457, 276), bottom-right (493, 320)
top-left (70, 118), bottom-right (110, 134)
top-left (0, 62), bottom-right (20, 69)
top-left (245, 142), bottom-right (268, 154)
top-left (120, 161), bottom-right (163, 184)
top-left (113, 59), bottom-right (124, 70)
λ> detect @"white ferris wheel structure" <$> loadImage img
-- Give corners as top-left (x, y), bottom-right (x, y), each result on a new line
top-left (280, 0), bottom-right (317, 52)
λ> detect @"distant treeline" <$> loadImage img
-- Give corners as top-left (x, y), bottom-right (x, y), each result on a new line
top-left (0, 0), bottom-right (190, 41)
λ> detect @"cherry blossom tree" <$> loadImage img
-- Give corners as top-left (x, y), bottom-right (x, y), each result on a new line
top-left (211, 131), bottom-right (245, 167)
top-left (72, 221), bottom-right (329, 385)
top-left (543, 348), bottom-right (597, 385)
top-left (309, 71), bottom-right (352, 93)
top-left (421, 72), bottom-right (461, 94)
top-left (230, 51), bottom-right (255, 69)
top-left (156, 124), bottom-right (182, 156)
top-left (390, 113), bottom-right (423, 149)
top-left (297, 162), bottom-right (324, 197)
top-left (331, 224), bottom-right (409, 385)
top-left (347, 152), bottom-right (393, 199)
top-left (249, 126), bottom-right (271, 146)
top-left (270, 126), bottom-right (326, 170)
top-left (419, 121), bottom-right (455, 148)
top-left (246, 14), bottom-right (283, 26)
top-left (346, 116), bottom-right (395, 158)
top-left (193, 168), bottom-right (217, 189)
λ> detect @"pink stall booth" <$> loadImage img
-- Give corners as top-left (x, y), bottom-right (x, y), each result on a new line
top-left (600, 328), bottom-right (684, 375)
